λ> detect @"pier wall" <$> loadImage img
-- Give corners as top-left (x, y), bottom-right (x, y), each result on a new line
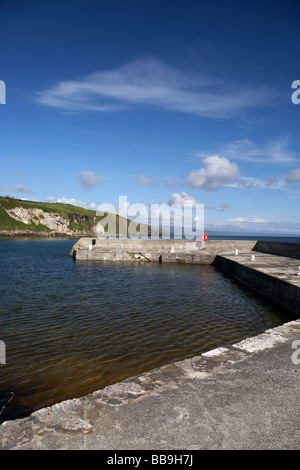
top-left (212, 255), bottom-right (300, 316)
top-left (253, 241), bottom-right (300, 259)
top-left (70, 238), bottom-right (258, 261)
top-left (71, 238), bottom-right (300, 260)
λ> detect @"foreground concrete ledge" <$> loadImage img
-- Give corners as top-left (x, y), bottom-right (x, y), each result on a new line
top-left (1, 320), bottom-right (300, 450)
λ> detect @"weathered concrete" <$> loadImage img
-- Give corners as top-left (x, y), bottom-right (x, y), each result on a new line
top-left (1, 320), bottom-right (300, 450)
top-left (70, 238), bottom-right (258, 262)
top-left (254, 241), bottom-right (300, 260)
top-left (70, 238), bottom-right (300, 262)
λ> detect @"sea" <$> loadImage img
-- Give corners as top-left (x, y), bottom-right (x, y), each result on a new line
top-left (0, 235), bottom-right (298, 422)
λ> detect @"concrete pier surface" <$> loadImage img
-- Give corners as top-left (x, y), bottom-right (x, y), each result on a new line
top-left (1, 320), bottom-right (300, 450)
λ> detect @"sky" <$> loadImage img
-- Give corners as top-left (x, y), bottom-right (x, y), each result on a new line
top-left (0, 0), bottom-right (300, 235)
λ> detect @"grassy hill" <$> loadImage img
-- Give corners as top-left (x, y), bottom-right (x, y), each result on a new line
top-left (0, 196), bottom-right (157, 236)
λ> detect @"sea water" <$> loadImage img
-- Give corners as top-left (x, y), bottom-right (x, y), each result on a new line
top-left (0, 238), bottom-right (295, 421)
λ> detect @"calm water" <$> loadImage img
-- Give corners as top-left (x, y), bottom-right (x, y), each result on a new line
top-left (0, 238), bottom-right (295, 422)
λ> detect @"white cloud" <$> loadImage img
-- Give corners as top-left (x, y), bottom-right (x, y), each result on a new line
top-left (78, 170), bottom-right (103, 190)
top-left (221, 136), bottom-right (297, 164)
top-left (264, 137), bottom-right (297, 164)
top-left (14, 184), bottom-right (33, 194)
top-left (55, 197), bottom-right (97, 210)
top-left (0, 183), bottom-right (33, 194)
top-left (206, 201), bottom-right (231, 211)
top-left (186, 155), bottom-right (240, 191)
top-left (168, 192), bottom-right (199, 207)
top-left (235, 175), bottom-right (286, 190)
top-left (137, 175), bottom-right (159, 186)
top-left (286, 168), bottom-right (300, 184)
top-left (36, 59), bottom-right (275, 118)
top-left (166, 177), bottom-right (175, 187)
top-left (227, 217), bottom-right (270, 223)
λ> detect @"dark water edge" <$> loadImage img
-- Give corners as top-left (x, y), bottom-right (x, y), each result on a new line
top-left (0, 238), bottom-right (296, 423)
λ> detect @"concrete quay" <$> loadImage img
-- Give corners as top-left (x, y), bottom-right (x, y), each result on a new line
top-left (1, 319), bottom-right (300, 450)
top-left (70, 238), bottom-right (257, 263)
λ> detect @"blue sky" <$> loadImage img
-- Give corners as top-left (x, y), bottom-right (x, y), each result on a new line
top-left (1, 0), bottom-right (300, 234)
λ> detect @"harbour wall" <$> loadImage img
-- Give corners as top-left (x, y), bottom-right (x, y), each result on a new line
top-left (70, 238), bottom-right (258, 262)
top-left (70, 238), bottom-right (300, 261)
top-left (253, 241), bottom-right (300, 259)
top-left (212, 254), bottom-right (300, 316)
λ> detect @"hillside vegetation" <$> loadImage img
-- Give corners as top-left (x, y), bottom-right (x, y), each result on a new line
top-left (0, 196), bottom-right (155, 236)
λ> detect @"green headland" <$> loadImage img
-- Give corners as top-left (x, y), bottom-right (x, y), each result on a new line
top-left (0, 196), bottom-right (157, 237)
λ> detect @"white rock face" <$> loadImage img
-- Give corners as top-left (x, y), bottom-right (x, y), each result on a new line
top-left (7, 207), bottom-right (71, 233)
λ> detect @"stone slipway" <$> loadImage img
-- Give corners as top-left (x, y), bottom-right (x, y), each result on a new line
top-left (1, 320), bottom-right (300, 450)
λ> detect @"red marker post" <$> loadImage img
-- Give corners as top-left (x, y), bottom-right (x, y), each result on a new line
top-left (201, 233), bottom-right (208, 247)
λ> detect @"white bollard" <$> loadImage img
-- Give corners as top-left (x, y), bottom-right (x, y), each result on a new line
top-left (251, 255), bottom-right (255, 261)
top-left (235, 249), bottom-right (239, 256)
top-left (0, 340), bottom-right (6, 364)
top-left (298, 267), bottom-right (300, 276)
top-left (89, 244), bottom-right (93, 251)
